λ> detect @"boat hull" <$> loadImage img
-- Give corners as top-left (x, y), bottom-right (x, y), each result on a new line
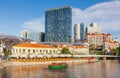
top-left (48, 65), bottom-right (67, 70)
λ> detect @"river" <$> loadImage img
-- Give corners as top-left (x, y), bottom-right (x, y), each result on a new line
top-left (0, 60), bottom-right (120, 78)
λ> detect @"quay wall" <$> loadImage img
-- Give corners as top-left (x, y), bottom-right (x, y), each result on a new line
top-left (0, 59), bottom-right (97, 68)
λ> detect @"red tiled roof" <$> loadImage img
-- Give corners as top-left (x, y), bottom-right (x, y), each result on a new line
top-left (13, 43), bottom-right (53, 48)
top-left (74, 46), bottom-right (85, 49)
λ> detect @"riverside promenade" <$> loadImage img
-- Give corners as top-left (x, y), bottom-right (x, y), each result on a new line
top-left (0, 58), bottom-right (98, 68)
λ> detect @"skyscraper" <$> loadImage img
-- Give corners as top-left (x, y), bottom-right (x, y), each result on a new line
top-left (21, 30), bottom-right (45, 42)
top-left (21, 30), bottom-right (30, 39)
top-left (45, 6), bottom-right (72, 43)
top-left (86, 22), bottom-right (102, 34)
top-left (29, 32), bottom-right (45, 42)
top-left (74, 23), bottom-right (84, 43)
top-left (80, 23), bottom-right (84, 42)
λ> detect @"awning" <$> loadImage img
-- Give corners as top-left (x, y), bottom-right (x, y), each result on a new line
top-left (52, 54), bottom-right (59, 57)
top-left (65, 55), bottom-right (72, 57)
top-left (59, 54), bottom-right (66, 57)
top-left (29, 54), bottom-right (36, 58)
top-left (10, 54), bottom-right (18, 58)
top-left (73, 55), bottom-right (79, 57)
top-left (20, 54), bottom-right (28, 58)
top-left (45, 55), bottom-right (52, 58)
top-left (37, 55), bottom-right (44, 58)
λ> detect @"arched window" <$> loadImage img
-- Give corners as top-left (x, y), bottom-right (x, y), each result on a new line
top-left (23, 49), bottom-right (25, 53)
top-left (33, 49), bottom-right (35, 53)
top-left (19, 49), bottom-right (21, 53)
top-left (28, 49), bottom-right (30, 53)
top-left (40, 50), bottom-right (42, 52)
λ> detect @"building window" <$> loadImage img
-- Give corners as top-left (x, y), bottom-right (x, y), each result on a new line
top-left (46, 50), bottom-right (48, 54)
top-left (36, 50), bottom-right (38, 52)
top-left (40, 50), bottom-right (42, 52)
top-left (23, 49), bottom-right (25, 53)
top-left (19, 49), bottom-right (21, 53)
top-left (56, 50), bottom-right (58, 53)
top-left (33, 49), bottom-right (35, 53)
top-left (28, 49), bottom-right (30, 53)
top-left (16, 49), bottom-right (17, 53)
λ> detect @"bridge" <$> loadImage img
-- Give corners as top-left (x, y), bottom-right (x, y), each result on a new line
top-left (72, 55), bottom-right (120, 60)
top-left (73, 55), bottom-right (120, 58)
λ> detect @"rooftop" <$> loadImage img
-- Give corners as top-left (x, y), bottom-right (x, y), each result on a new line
top-left (46, 6), bottom-right (71, 11)
top-left (13, 43), bottom-right (54, 48)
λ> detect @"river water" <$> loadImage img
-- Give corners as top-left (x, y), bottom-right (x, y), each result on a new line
top-left (0, 60), bottom-right (120, 78)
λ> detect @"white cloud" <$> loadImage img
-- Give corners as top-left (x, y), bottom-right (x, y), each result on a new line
top-left (22, 16), bottom-right (45, 32)
top-left (72, 1), bottom-right (120, 37)
top-left (22, 1), bottom-right (120, 38)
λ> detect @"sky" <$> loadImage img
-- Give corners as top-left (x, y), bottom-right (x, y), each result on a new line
top-left (0, 0), bottom-right (120, 39)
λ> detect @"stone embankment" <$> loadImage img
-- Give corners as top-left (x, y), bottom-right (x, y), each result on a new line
top-left (0, 59), bottom-right (98, 68)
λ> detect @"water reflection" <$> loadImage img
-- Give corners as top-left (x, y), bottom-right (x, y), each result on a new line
top-left (0, 60), bottom-right (120, 78)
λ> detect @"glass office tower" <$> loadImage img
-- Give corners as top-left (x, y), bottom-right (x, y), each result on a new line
top-left (80, 23), bottom-right (84, 42)
top-left (29, 32), bottom-right (45, 42)
top-left (45, 6), bottom-right (72, 43)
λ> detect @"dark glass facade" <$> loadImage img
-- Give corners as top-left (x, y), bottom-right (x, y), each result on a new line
top-left (80, 23), bottom-right (84, 42)
top-left (45, 6), bottom-right (72, 43)
top-left (29, 32), bottom-right (45, 42)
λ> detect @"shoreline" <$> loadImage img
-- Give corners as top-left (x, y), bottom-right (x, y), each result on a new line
top-left (0, 59), bottom-right (98, 68)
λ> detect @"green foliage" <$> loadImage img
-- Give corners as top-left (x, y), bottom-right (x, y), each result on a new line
top-left (61, 47), bottom-right (70, 54)
top-left (96, 51), bottom-right (103, 55)
top-left (89, 44), bottom-right (95, 54)
top-left (53, 44), bottom-right (58, 48)
top-left (95, 46), bottom-right (103, 51)
top-left (111, 48), bottom-right (119, 55)
top-left (117, 46), bottom-right (120, 52)
top-left (3, 48), bottom-right (11, 57)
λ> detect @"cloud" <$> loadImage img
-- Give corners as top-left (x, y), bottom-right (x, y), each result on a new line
top-left (22, 16), bottom-right (45, 32)
top-left (22, 1), bottom-right (120, 38)
top-left (72, 1), bottom-right (120, 37)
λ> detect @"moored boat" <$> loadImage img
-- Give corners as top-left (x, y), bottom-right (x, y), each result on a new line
top-left (48, 62), bottom-right (68, 70)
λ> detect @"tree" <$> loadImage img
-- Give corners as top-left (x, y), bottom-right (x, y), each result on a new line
top-left (53, 44), bottom-right (58, 48)
top-left (117, 46), bottom-right (120, 55)
top-left (3, 48), bottom-right (11, 59)
top-left (111, 48), bottom-right (119, 55)
top-left (61, 47), bottom-right (70, 54)
top-left (89, 44), bottom-right (95, 54)
top-left (96, 51), bottom-right (103, 55)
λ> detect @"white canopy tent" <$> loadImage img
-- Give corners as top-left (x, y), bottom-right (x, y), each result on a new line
top-left (10, 54), bottom-right (18, 58)
top-left (29, 54), bottom-right (37, 58)
top-left (37, 55), bottom-right (44, 58)
top-left (20, 54), bottom-right (28, 58)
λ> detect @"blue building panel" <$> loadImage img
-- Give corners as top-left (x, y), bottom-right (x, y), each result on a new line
top-left (45, 6), bottom-right (72, 43)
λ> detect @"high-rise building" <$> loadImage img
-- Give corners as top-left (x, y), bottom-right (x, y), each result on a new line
top-left (74, 24), bottom-right (80, 43)
top-left (74, 23), bottom-right (84, 43)
top-left (80, 23), bottom-right (84, 42)
top-left (45, 6), bottom-right (72, 43)
top-left (29, 32), bottom-right (45, 42)
top-left (86, 22), bottom-right (102, 34)
top-left (21, 30), bottom-right (30, 39)
top-left (21, 30), bottom-right (45, 42)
